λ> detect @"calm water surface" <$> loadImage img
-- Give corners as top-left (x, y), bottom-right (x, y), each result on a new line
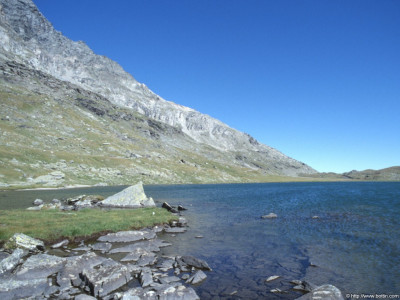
top-left (1, 182), bottom-right (399, 299)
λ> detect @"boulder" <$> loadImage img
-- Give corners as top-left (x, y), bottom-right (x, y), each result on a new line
top-left (158, 285), bottom-right (200, 300)
top-left (176, 256), bottom-right (211, 271)
top-left (0, 277), bottom-right (50, 300)
top-left (3, 233), bottom-right (45, 252)
top-left (162, 202), bottom-right (178, 213)
top-left (33, 199), bottom-right (44, 206)
top-left (99, 182), bottom-right (155, 208)
top-left (295, 284), bottom-right (344, 300)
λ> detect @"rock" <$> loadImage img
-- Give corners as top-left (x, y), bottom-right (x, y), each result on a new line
top-left (52, 199), bottom-right (61, 205)
top-left (98, 229), bottom-right (156, 243)
top-left (165, 227), bottom-right (187, 233)
top-left (261, 213), bottom-right (277, 219)
top-left (51, 239), bottom-right (69, 249)
top-left (26, 206), bottom-right (42, 211)
top-left (15, 254), bottom-right (66, 280)
top-left (177, 217), bottom-right (187, 227)
top-left (159, 276), bottom-right (181, 285)
top-left (0, 249), bottom-right (27, 276)
top-left (158, 285), bottom-right (200, 300)
top-left (80, 259), bottom-right (132, 297)
top-left (156, 258), bottom-right (175, 272)
top-left (185, 270), bottom-right (207, 285)
top-left (74, 295), bottom-right (97, 300)
top-left (176, 256), bottom-right (211, 271)
top-left (33, 199), bottom-right (44, 206)
top-left (266, 275), bottom-right (280, 282)
top-left (120, 287), bottom-right (158, 300)
top-left (91, 242), bottom-right (112, 253)
top-left (109, 239), bottom-right (171, 254)
top-left (162, 202), bottom-right (178, 213)
top-left (139, 268), bottom-right (153, 288)
top-left (195, 236), bottom-right (204, 239)
top-left (4, 233), bottom-right (45, 252)
top-left (177, 205), bottom-right (187, 211)
top-left (99, 182), bottom-right (155, 208)
top-left (312, 215), bottom-right (320, 219)
top-left (181, 274), bottom-right (190, 280)
top-left (270, 288), bottom-right (283, 293)
top-left (57, 252), bottom-right (107, 290)
top-left (0, 277), bottom-right (50, 300)
top-left (291, 280), bottom-right (317, 293)
top-left (295, 284), bottom-right (344, 300)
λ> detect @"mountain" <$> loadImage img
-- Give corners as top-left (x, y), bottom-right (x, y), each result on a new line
top-left (303, 167), bottom-right (400, 181)
top-left (0, 0), bottom-right (317, 188)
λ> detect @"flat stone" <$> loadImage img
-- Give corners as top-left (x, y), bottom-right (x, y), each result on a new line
top-left (295, 284), bottom-right (344, 300)
top-left (0, 248), bottom-right (27, 276)
top-left (91, 242), bottom-right (112, 253)
top-left (98, 229), bottom-right (156, 243)
top-left (4, 233), bottom-right (45, 252)
top-left (74, 295), bottom-right (97, 300)
top-left (80, 259), bottom-right (132, 297)
top-left (156, 258), bottom-right (175, 272)
top-left (138, 253), bottom-right (158, 267)
top-left (185, 270), bottom-right (207, 285)
top-left (0, 277), bottom-right (49, 300)
top-left (109, 239), bottom-right (171, 254)
top-left (159, 276), bottom-right (181, 285)
top-left (164, 227), bottom-right (187, 233)
top-left (139, 267), bottom-right (153, 288)
top-left (15, 254), bottom-right (66, 280)
top-left (99, 182), bottom-right (155, 208)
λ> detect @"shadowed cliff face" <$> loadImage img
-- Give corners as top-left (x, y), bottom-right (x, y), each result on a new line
top-left (0, 0), bottom-right (316, 187)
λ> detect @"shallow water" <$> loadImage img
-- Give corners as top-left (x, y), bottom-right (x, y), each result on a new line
top-left (1, 182), bottom-right (399, 299)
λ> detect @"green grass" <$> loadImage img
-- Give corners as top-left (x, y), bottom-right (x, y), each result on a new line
top-left (0, 208), bottom-right (177, 244)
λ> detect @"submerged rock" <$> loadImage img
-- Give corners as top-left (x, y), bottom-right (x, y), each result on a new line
top-left (261, 213), bottom-right (278, 219)
top-left (295, 284), bottom-right (344, 300)
top-left (4, 233), bottom-right (45, 252)
top-left (99, 182), bottom-right (155, 208)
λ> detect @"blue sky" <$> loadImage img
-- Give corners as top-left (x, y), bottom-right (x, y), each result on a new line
top-left (34, 0), bottom-right (400, 173)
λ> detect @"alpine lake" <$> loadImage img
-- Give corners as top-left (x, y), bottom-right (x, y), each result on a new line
top-left (1, 182), bottom-right (399, 299)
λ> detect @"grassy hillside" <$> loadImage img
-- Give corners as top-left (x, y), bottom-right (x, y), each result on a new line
top-left (0, 61), bottom-right (331, 189)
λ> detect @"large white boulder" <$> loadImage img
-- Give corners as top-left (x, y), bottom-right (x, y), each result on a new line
top-left (99, 182), bottom-right (155, 208)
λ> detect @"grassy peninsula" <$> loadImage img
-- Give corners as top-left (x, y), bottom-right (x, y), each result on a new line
top-left (0, 207), bottom-right (177, 245)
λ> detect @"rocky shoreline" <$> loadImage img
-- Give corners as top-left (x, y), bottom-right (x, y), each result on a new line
top-left (0, 211), bottom-right (208, 299)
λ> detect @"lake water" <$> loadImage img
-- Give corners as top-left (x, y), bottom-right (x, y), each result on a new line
top-left (1, 182), bottom-right (399, 299)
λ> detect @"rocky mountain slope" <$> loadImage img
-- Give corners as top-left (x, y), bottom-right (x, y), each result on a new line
top-left (0, 0), bottom-right (317, 188)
